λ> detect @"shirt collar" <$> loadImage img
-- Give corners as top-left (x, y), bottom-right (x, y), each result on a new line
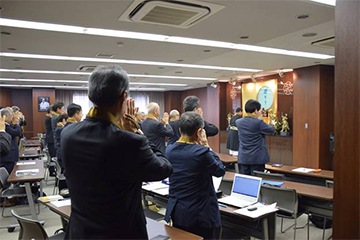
top-left (86, 107), bottom-right (121, 129)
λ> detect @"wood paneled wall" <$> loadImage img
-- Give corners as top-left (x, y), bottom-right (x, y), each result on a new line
top-left (333, 0), bottom-right (360, 238)
top-left (32, 88), bottom-right (55, 136)
top-left (164, 91), bottom-right (182, 113)
top-left (0, 88), bottom-right (11, 107)
top-left (11, 89), bottom-right (33, 139)
top-left (293, 65), bottom-right (334, 170)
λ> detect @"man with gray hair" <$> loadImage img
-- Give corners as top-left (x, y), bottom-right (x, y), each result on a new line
top-left (168, 109), bottom-right (180, 145)
top-left (141, 102), bottom-right (174, 154)
top-left (61, 65), bottom-right (172, 239)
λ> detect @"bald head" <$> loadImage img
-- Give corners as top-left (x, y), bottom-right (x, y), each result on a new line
top-left (169, 109), bottom-right (180, 121)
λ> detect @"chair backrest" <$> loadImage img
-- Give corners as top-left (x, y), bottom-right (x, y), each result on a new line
top-left (253, 170), bottom-right (286, 181)
top-left (52, 158), bottom-right (62, 176)
top-left (260, 185), bottom-right (298, 216)
top-left (219, 180), bottom-right (233, 196)
top-left (0, 167), bottom-right (10, 189)
top-left (326, 180), bottom-right (334, 189)
top-left (11, 210), bottom-right (49, 240)
top-left (43, 148), bottom-right (51, 165)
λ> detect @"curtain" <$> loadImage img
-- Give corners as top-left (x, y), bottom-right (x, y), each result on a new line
top-left (55, 90), bottom-right (74, 108)
top-left (73, 91), bottom-right (93, 119)
top-left (129, 91), bottom-right (165, 115)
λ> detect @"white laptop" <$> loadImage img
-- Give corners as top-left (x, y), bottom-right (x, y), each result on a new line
top-left (218, 174), bottom-right (262, 208)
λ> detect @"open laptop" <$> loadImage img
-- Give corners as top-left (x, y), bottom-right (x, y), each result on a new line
top-left (218, 174), bottom-right (262, 208)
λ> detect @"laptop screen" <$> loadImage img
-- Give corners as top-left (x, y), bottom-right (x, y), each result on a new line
top-left (232, 176), bottom-right (260, 198)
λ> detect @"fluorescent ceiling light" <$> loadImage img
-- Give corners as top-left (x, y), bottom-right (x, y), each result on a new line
top-left (0, 77), bottom-right (187, 87)
top-left (0, 52), bottom-right (260, 72)
top-left (0, 83), bottom-right (166, 91)
top-left (310, 0), bottom-right (336, 6)
top-left (0, 18), bottom-right (334, 59)
top-left (0, 69), bottom-right (217, 81)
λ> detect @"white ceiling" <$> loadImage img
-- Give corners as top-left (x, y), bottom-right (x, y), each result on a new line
top-left (0, 0), bottom-right (335, 91)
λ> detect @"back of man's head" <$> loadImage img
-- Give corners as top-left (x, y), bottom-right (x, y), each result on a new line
top-left (11, 106), bottom-right (20, 113)
top-left (183, 95), bottom-right (200, 112)
top-left (147, 102), bottom-right (159, 114)
top-left (52, 102), bottom-right (64, 112)
top-left (179, 112), bottom-right (204, 136)
top-left (245, 100), bottom-right (261, 113)
top-left (88, 65), bottom-right (129, 108)
top-left (67, 103), bottom-right (82, 117)
top-left (0, 108), bottom-right (11, 118)
top-left (169, 109), bottom-right (179, 119)
top-left (236, 107), bottom-right (243, 113)
top-left (47, 105), bottom-right (53, 114)
top-left (57, 114), bottom-right (68, 123)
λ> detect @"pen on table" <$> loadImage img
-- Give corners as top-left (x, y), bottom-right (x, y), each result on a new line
top-left (218, 204), bottom-right (227, 208)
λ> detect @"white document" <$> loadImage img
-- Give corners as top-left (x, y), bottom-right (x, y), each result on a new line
top-left (17, 161), bottom-right (36, 165)
top-left (52, 199), bottom-right (71, 207)
top-left (152, 187), bottom-right (169, 196)
top-left (15, 169), bottom-right (39, 176)
top-left (38, 195), bottom-right (63, 203)
top-left (292, 167), bottom-right (314, 173)
top-left (233, 203), bottom-right (278, 219)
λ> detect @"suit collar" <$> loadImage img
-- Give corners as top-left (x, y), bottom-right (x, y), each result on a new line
top-left (145, 114), bottom-right (158, 122)
top-left (86, 107), bottom-right (121, 129)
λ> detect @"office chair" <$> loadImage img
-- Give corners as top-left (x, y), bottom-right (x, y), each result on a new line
top-left (219, 180), bottom-right (232, 196)
top-left (253, 170), bottom-right (286, 181)
top-left (52, 158), bottom-right (66, 195)
top-left (260, 184), bottom-right (308, 240)
top-left (43, 148), bottom-right (56, 185)
top-left (11, 210), bottom-right (65, 240)
top-left (0, 167), bottom-right (28, 218)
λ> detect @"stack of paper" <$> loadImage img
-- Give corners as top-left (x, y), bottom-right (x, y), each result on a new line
top-left (233, 203), bottom-right (278, 218)
top-left (52, 199), bottom-right (71, 207)
top-left (142, 182), bottom-right (169, 196)
top-left (292, 167), bottom-right (314, 173)
top-left (17, 161), bottom-right (36, 165)
top-left (15, 169), bottom-right (39, 176)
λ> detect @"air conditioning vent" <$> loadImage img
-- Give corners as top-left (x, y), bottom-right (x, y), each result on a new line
top-left (76, 65), bottom-right (97, 72)
top-left (96, 53), bottom-right (114, 58)
top-left (119, 0), bottom-right (224, 28)
top-left (311, 36), bottom-right (335, 48)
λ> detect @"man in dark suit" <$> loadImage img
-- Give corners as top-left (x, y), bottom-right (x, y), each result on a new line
top-left (51, 102), bottom-right (65, 152)
top-left (165, 112), bottom-right (225, 239)
top-left (45, 106), bottom-right (56, 158)
top-left (236, 100), bottom-right (275, 175)
top-left (0, 114), bottom-right (11, 157)
top-left (141, 102), bottom-right (173, 154)
top-left (170, 96), bottom-right (219, 143)
top-left (62, 65), bottom-right (172, 239)
top-left (0, 108), bottom-right (21, 174)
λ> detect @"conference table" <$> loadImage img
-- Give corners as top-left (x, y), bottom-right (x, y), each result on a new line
top-left (265, 165), bottom-right (334, 186)
top-left (19, 147), bottom-right (42, 160)
top-left (23, 140), bottom-right (41, 148)
top-left (8, 160), bottom-right (45, 220)
top-left (41, 201), bottom-right (202, 239)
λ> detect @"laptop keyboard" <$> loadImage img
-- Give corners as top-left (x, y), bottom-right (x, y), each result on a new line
top-left (218, 196), bottom-right (254, 208)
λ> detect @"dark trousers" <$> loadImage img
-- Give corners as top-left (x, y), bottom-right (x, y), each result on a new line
top-left (173, 223), bottom-right (221, 240)
top-left (48, 143), bottom-right (56, 158)
top-left (239, 164), bottom-right (265, 175)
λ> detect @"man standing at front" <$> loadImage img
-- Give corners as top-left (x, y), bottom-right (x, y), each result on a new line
top-left (61, 65), bottom-right (172, 239)
top-left (236, 99), bottom-right (275, 175)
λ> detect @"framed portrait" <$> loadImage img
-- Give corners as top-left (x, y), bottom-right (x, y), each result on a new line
top-left (38, 96), bottom-right (50, 112)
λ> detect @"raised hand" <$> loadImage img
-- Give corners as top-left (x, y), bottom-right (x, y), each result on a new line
top-left (120, 98), bottom-right (140, 133)
top-left (161, 112), bottom-right (169, 124)
top-left (194, 108), bottom-right (203, 118)
top-left (197, 129), bottom-right (209, 147)
top-left (0, 115), bottom-right (6, 131)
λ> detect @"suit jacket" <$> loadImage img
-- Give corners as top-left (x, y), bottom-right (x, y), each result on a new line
top-left (236, 117), bottom-right (275, 165)
top-left (51, 114), bottom-right (60, 148)
top-left (226, 115), bottom-right (242, 151)
top-left (45, 116), bottom-right (54, 144)
top-left (168, 121), bottom-right (180, 145)
top-left (1, 123), bottom-right (21, 163)
top-left (62, 117), bottom-right (172, 239)
top-left (168, 120), bottom-right (219, 145)
top-left (141, 118), bottom-right (173, 154)
top-left (0, 131), bottom-right (11, 157)
top-left (164, 143), bottom-right (225, 229)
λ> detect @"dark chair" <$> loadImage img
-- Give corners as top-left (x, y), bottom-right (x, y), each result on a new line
top-left (44, 148), bottom-right (56, 185)
top-left (11, 210), bottom-right (65, 240)
top-left (52, 158), bottom-right (66, 195)
top-left (260, 184), bottom-right (308, 240)
top-left (0, 167), bottom-right (27, 218)
top-left (254, 170), bottom-right (286, 181)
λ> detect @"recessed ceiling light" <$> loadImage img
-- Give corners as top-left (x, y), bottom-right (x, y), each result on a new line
top-left (158, 67), bottom-right (164, 69)
top-left (116, 42), bottom-right (124, 47)
top-left (0, 68), bottom-right (218, 81)
top-left (1, 31), bottom-right (11, 35)
top-left (177, 59), bottom-right (184, 62)
top-left (12, 59), bottom-right (20, 61)
top-left (203, 50), bottom-right (211, 53)
top-left (297, 14), bottom-right (310, 19)
top-left (0, 52), bottom-right (261, 72)
top-left (240, 36), bottom-right (249, 39)
top-left (302, 33), bottom-right (318, 37)
top-left (310, 0), bottom-right (336, 7)
top-left (7, 48), bottom-right (16, 51)
top-left (0, 18), bottom-right (334, 59)
top-left (175, 71), bottom-right (183, 74)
